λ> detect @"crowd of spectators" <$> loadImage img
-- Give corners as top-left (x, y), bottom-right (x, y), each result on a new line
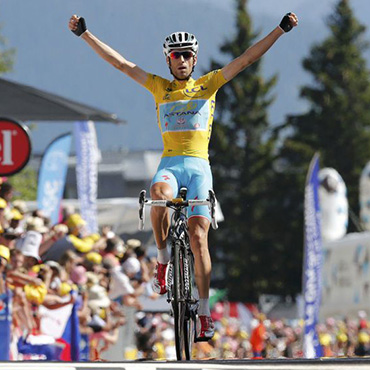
top-left (2, 179), bottom-right (370, 361)
top-left (134, 311), bottom-right (370, 360)
top-left (0, 179), bottom-right (160, 360)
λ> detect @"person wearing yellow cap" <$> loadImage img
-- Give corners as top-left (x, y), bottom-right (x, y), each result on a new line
top-left (0, 183), bottom-right (14, 230)
top-left (354, 330), bottom-right (370, 356)
top-left (86, 251), bottom-right (103, 265)
top-left (9, 208), bottom-right (23, 232)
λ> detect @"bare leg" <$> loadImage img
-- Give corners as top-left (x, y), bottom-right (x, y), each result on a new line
top-left (188, 217), bottom-right (211, 299)
top-left (150, 182), bottom-right (173, 250)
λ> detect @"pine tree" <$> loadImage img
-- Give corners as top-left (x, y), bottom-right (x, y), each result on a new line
top-left (263, 0), bottom-right (370, 300)
top-left (209, 0), bottom-right (281, 301)
top-left (278, 0), bottom-right (370, 233)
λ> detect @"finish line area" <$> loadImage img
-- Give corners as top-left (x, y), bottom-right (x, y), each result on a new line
top-left (2, 358), bottom-right (370, 370)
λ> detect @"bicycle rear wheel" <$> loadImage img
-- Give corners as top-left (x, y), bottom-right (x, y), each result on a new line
top-left (172, 240), bottom-right (188, 360)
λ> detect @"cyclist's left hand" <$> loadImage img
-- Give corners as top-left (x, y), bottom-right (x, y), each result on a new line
top-left (279, 12), bottom-right (298, 32)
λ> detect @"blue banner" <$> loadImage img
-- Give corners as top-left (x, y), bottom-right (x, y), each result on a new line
top-left (303, 153), bottom-right (323, 358)
top-left (37, 133), bottom-right (72, 225)
top-left (0, 289), bottom-right (11, 360)
top-left (74, 121), bottom-right (99, 233)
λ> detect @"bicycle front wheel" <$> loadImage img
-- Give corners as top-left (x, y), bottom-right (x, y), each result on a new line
top-left (183, 305), bottom-right (195, 360)
top-left (183, 249), bottom-right (196, 360)
top-left (172, 240), bottom-right (187, 360)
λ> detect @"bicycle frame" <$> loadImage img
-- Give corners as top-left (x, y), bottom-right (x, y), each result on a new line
top-left (166, 202), bottom-right (198, 360)
top-left (138, 189), bottom-right (218, 360)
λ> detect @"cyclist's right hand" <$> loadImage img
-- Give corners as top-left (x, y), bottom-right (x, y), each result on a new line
top-left (69, 15), bottom-right (87, 37)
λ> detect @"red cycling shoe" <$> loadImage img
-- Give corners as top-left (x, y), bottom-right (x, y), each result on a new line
top-left (152, 262), bottom-right (167, 295)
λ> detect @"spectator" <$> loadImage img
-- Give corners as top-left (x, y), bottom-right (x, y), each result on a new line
top-left (250, 313), bottom-right (267, 358)
top-left (105, 257), bottom-right (142, 310)
top-left (0, 182), bottom-right (14, 231)
top-left (0, 228), bottom-right (21, 250)
top-left (41, 213), bottom-right (106, 262)
top-left (15, 231), bottom-right (42, 269)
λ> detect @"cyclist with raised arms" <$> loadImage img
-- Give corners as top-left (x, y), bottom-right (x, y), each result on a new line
top-left (69, 12), bottom-right (298, 341)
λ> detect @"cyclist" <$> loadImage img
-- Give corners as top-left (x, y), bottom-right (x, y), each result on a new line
top-left (69, 12), bottom-right (298, 340)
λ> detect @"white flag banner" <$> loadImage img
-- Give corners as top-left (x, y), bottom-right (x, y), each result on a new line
top-left (74, 121), bottom-right (99, 233)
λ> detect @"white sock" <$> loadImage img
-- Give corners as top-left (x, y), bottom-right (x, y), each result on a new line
top-left (157, 248), bottom-right (170, 264)
top-left (198, 298), bottom-right (210, 316)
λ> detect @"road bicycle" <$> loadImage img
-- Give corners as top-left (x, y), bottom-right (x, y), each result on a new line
top-left (138, 188), bottom-right (218, 360)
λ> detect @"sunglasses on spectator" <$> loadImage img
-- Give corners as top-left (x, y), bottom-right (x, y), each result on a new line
top-left (169, 51), bottom-right (194, 60)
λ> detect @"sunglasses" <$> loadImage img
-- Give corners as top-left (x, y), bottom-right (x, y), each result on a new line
top-left (169, 51), bottom-right (194, 60)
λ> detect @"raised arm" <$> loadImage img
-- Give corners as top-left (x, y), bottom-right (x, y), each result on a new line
top-left (69, 15), bottom-right (148, 86)
top-left (222, 12), bottom-right (298, 81)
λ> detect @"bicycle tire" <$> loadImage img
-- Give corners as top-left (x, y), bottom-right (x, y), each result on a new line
top-left (172, 240), bottom-right (187, 360)
top-left (183, 250), bottom-right (196, 360)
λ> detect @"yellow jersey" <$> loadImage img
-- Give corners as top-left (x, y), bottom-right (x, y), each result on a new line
top-left (144, 69), bottom-right (227, 160)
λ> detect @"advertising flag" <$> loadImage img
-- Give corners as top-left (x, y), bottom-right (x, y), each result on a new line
top-left (74, 121), bottom-right (99, 233)
top-left (35, 300), bottom-right (81, 361)
top-left (37, 133), bottom-right (72, 225)
top-left (61, 301), bottom-right (81, 361)
top-left (303, 153), bottom-right (323, 358)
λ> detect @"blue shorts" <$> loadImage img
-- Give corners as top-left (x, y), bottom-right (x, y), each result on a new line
top-left (151, 156), bottom-right (213, 221)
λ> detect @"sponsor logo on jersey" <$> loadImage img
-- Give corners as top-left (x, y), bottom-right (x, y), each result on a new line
top-left (183, 85), bottom-right (208, 98)
top-left (159, 99), bottom-right (209, 132)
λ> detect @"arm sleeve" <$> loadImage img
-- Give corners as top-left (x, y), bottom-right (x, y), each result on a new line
top-left (69, 234), bottom-right (93, 254)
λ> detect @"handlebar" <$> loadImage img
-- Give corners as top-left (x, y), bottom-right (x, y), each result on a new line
top-left (138, 189), bottom-right (218, 231)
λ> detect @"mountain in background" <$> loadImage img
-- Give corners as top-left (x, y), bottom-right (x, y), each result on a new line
top-left (1, 0), bottom-right (370, 154)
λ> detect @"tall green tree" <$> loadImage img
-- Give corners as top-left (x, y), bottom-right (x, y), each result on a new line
top-left (0, 23), bottom-right (15, 73)
top-left (209, 0), bottom-right (282, 301)
top-left (264, 0), bottom-right (370, 300)
top-left (278, 0), bottom-right (370, 234)
top-left (9, 167), bottom-right (38, 201)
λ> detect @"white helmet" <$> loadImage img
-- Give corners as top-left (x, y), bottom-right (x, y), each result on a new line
top-left (163, 31), bottom-right (199, 57)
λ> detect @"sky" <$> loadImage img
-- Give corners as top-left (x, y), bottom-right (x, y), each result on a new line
top-left (1, 0), bottom-right (370, 155)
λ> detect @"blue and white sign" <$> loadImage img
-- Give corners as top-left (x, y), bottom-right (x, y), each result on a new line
top-left (303, 153), bottom-right (323, 358)
top-left (37, 133), bottom-right (72, 225)
top-left (74, 121), bottom-right (99, 234)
